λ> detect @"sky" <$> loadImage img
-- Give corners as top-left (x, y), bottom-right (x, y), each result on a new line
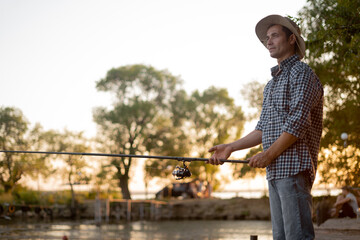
top-left (0, 0), bottom-right (308, 139)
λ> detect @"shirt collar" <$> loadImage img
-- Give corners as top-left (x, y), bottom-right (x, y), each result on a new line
top-left (271, 54), bottom-right (300, 77)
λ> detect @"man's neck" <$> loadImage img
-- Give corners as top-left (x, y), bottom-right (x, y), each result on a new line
top-left (277, 52), bottom-right (296, 66)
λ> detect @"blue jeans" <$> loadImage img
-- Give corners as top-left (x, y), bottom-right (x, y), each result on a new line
top-left (268, 171), bottom-right (315, 240)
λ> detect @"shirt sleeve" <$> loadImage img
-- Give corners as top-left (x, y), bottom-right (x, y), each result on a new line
top-left (255, 82), bottom-right (270, 132)
top-left (255, 110), bottom-right (265, 131)
top-left (282, 65), bottom-right (322, 139)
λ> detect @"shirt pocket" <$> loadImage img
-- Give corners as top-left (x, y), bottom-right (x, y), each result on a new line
top-left (273, 81), bottom-right (290, 115)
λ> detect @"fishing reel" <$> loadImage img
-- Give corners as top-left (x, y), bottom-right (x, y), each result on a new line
top-left (172, 161), bottom-right (191, 180)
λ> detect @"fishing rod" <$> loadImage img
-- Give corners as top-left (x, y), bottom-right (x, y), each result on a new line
top-left (0, 150), bottom-right (249, 180)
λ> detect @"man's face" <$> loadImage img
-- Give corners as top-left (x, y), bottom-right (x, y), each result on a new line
top-left (266, 25), bottom-right (295, 62)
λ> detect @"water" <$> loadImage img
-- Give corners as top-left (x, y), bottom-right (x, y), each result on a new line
top-left (0, 220), bottom-right (272, 240)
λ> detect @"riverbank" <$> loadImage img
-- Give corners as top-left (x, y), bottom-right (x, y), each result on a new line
top-left (167, 198), bottom-right (360, 239)
top-left (1, 197), bottom-right (272, 221)
top-left (2, 197), bottom-right (360, 239)
top-left (167, 197), bottom-right (271, 220)
top-left (315, 218), bottom-right (360, 240)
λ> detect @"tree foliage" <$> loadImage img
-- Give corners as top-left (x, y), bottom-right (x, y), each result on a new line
top-left (145, 86), bottom-right (246, 189)
top-left (23, 124), bottom-right (56, 190)
top-left (318, 145), bottom-right (360, 187)
top-left (232, 81), bottom-right (266, 179)
top-left (93, 64), bottom-right (184, 199)
top-left (143, 90), bottom-right (191, 186)
top-left (0, 107), bottom-right (54, 192)
top-left (184, 87), bottom-right (245, 185)
top-left (0, 107), bottom-right (29, 192)
top-left (44, 129), bottom-right (91, 217)
top-left (0, 107), bottom-right (89, 195)
top-left (240, 81), bottom-right (265, 120)
top-left (299, 0), bottom-right (360, 186)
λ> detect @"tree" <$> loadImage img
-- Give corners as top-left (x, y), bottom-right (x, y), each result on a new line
top-left (45, 129), bottom-right (91, 218)
top-left (143, 98), bottom-right (191, 191)
top-left (317, 145), bottom-right (360, 187)
top-left (0, 107), bottom-right (29, 192)
top-left (240, 81), bottom-right (265, 120)
top-left (299, 0), bottom-right (360, 186)
top-left (93, 64), bottom-right (184, 199)
top-left (185, 87), bottom-right (245, 185)
top-left (145, 87), bottom-right (246, 189)
top-left (233, 81), bottom-right (266, 179)
top-left (0, 107), bottom-right (58, 193)
top-left (24, 124), bottom-right (56, 191)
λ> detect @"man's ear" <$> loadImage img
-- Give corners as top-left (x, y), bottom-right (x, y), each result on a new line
top-left (289, 34), bottom-right (297, 45)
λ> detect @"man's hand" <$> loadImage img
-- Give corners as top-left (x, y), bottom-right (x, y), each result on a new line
top-left (248, 131), bottom-right (298, 168)
top-left (208, 144), bottom-right (232, 165)
top-left (248, 151), bottom-right (273, 168)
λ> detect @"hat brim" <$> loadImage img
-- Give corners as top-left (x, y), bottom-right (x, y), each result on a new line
top-left (255, 15), bottom-right (305, 59)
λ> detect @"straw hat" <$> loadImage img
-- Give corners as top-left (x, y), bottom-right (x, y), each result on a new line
top-left (255, 15), bottom-right (305, 59)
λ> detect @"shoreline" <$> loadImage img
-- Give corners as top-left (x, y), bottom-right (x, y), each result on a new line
top-left (1, 197), bottom-right (360, 239)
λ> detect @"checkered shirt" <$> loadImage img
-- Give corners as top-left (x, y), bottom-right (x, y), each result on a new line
top-left (255, 55), bottom-right (323, 184)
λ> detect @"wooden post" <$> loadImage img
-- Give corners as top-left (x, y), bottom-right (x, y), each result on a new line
top-left (105, 198), bottom-right (110, 223)
top-left (155, 203), bottom-right (160, 220)
top-left (95, 197), bottom-right (101, 225)
top-left (115, 204), bottom-right (121, 221)
top-left (139, 203), bottom-right (144, 220)
top-left (150, 202), bottom-right (155, 220)
top-left (126, 200), bottom-right (131, 221)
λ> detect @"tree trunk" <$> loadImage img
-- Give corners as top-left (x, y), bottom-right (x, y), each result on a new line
top-left (119, 176), bottom-right (131, 199)
top-left (3, 182), bottom-right (12, 193)
top-left (69, 181), bottom-right (77, 219)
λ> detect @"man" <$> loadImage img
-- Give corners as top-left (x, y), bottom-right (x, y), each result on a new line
top-left (331, 186), bottom-right (359, 218)
top-left (208, 15), bottom-right (323, 240)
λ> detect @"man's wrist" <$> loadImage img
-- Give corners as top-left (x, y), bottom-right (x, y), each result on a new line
top-left (227, 143), bottom-right (235, 152)
top-left (264, 149), bottom-right (276, 163)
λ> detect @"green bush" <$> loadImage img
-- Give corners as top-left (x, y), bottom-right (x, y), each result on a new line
top-left (0, 193), bottom-right (14, 204)
top-left (15, 190), bottom-right (40, 205)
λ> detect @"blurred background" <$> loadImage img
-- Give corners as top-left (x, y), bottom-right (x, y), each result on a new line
top-left (0, 0), bottom-right (359, 228)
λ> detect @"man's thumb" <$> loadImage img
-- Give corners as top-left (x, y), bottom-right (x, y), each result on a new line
top-left (208, 146), bottom-right (217, 152)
